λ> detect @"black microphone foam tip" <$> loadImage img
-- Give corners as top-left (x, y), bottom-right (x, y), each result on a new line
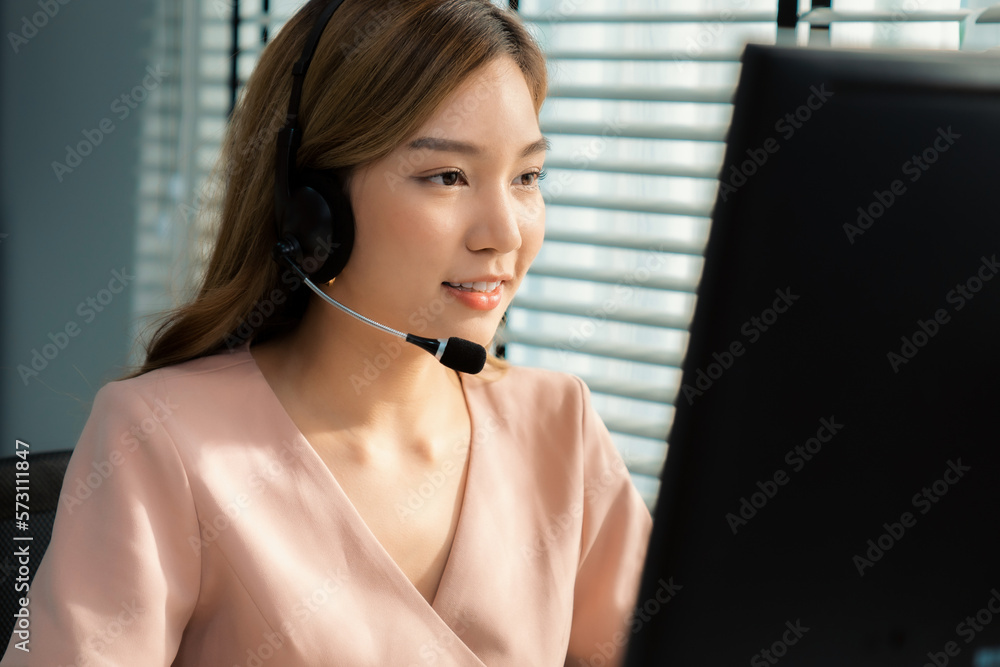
top-left (439, 337), bottom-right (487, 374)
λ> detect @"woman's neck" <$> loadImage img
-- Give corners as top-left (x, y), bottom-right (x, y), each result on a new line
top-left (249, 300), bottom-right (469, 459)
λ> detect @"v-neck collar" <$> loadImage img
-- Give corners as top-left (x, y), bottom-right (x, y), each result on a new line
top-left (241, 344), bottom-right (479, 618)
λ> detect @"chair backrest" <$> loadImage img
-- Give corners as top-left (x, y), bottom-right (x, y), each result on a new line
top-left (0, 449), bottom-right (73, 657)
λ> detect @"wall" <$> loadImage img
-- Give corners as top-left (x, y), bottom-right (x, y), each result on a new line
top-left (1, 0), bottom-right (154, 454)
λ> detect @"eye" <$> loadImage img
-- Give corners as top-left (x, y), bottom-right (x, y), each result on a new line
top-left (426, 170), bottom-right (466, 186)
top-left (516, 169), bottom-right (547, 188)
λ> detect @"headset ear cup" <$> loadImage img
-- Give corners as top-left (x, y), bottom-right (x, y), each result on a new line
top-left (282, 185), bottom-right (333, 275)
top-left (293, 169), bottom-right (355, 283)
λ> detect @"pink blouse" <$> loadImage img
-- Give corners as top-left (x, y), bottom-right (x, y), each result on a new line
top-left (1, 346), bottom-right (652, 666)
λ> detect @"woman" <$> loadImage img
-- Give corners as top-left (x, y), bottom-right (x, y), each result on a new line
top-left (2, 1), bottom-right (652, 665)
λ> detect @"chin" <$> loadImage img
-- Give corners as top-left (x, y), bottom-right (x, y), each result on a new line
top-left (440, 320), bottom-right (503, 349)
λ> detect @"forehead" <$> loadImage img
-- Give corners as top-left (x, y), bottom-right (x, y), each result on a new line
top-left (406, 57), bottom-right (541, 155)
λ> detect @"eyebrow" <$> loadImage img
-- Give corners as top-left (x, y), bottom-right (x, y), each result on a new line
top-left (407, 136), bottom-right (550, 158)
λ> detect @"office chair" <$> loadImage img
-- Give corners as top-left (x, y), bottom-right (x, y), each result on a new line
top-left (0, 449), bottom-right (73, 656)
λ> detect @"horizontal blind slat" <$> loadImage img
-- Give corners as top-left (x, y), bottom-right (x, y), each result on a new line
top-left (500, 330), bottom-right (685, 367)
top-left (541, 228), bottom-right (706, 255)
top-left (545, 49), bottom-right (744, 62)
top-left (541, 119), bottom-right (729, 142)
top-left (511, 295), bottom-right (691, 330)
top-left (574, 375), bottom-right (676, 405)
top-left (528, 263), bottom-right (697, 293)
top-left (545, 193), bottom-right (713, 218)
top-left (544, 157), bottom-right (720, 180)
top-left (800, 8), bottom-right (973, 26)
top-left (548, 85), bottom-right (733, 104)
top-left (521, 11), bottom-right (778, 23)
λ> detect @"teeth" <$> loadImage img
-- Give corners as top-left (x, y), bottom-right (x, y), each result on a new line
top-left (446, 281), bottom-right (501, 292)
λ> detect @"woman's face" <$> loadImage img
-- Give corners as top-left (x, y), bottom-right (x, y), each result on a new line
top-left (330, 56), bottom-right (547, 348)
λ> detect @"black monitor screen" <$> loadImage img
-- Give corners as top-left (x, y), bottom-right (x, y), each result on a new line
top-left (625, 44), bottom-right (1000, 667)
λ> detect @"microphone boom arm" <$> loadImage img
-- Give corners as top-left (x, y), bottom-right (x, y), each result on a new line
top-left (275, 248), bottom-right (486, 373)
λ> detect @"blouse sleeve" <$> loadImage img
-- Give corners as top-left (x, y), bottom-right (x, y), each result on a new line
top-left (1, 381), bottom-right (201, 666)
top-left (564, 376), bottom-right (653, 667)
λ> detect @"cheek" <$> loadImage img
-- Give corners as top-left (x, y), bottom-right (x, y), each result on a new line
top-left (350, 210), bottom-right (469, 300)
top-left (376, 201), bottom-right (460, 260)
top-left (352, 188), bottom-right (449, 265)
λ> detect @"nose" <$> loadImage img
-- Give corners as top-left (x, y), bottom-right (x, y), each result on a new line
top-left (466, 184), bottom-right (526, 255)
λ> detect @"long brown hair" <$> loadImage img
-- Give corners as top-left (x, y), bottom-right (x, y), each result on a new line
top-left (129, 0), bottom-right (546, 377)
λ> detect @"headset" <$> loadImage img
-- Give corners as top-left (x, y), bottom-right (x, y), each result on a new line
top-left (269, 0), bottom-right (487, 374)
top-left (273, 0), bottom-right (352, 285)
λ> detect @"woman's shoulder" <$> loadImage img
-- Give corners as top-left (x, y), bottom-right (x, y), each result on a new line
top-left (465, 363), bottom-right (593, 423)
top-left (472, 362), bottom-right (585, 393)
top-left (119, 346), bottom-right (254, 384)
top-left (93, 346), bottom-right (259, 416)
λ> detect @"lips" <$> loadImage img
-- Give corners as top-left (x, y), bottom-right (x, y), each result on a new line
top-left (442, 279), bottom-right (504, 311)
top-left (443, 281), bottom-right (502, 293)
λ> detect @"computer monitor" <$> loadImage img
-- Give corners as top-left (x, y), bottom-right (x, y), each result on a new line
top-left (625, 44), bottom-right (1000, 666)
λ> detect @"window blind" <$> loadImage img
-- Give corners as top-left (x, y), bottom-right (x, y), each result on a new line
top-left (506, 0), bottom-right (975, 508)
top-left (130, 0), bottom-right (237, 354)
top-left (507, 1), bottom-right (779, 508)
top-left (132, 0), bottom-right (980, 511)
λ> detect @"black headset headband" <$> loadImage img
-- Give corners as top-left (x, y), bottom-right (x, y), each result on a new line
top-left (274, 0), bottom-right (347, 224)
top-left (273, 0), bottom-right (355, 284)
top-left (286, 0), bottom-right (347, 126)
